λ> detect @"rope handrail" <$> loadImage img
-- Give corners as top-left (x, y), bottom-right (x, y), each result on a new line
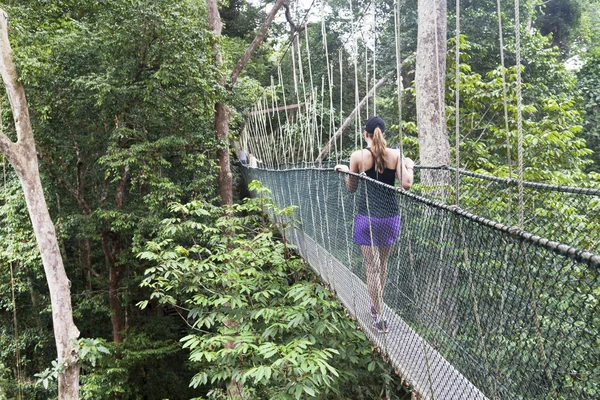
top-left (259, 163), bottom-right (600, 196)
top-left (417, 165), bottom-right (600, 196)
top-left (251, 165), bottom-right (600, 267)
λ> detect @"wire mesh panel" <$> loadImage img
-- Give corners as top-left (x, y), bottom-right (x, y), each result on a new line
top-left (414, 166), bottom-right (600, 255)
top-left (242, 165), bottom-right (600, 400)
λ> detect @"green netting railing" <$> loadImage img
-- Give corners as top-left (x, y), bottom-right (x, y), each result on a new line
top-left (242, 165), bottom-right (599, 400)
top-left (414, 166), bottom-right (600, 255)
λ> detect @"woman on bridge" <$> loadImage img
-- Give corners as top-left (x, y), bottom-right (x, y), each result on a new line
top-left (335, 116), bottom-right (414, 333)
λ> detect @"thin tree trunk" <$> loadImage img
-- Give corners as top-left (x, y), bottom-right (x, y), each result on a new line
top-left (207, 0), bottom-right (285, 205)
top-left (104, 165), bottom-right (128, 343)
top-left (0, 10), bottom-right (80, 398)
top-left (229, 0), bottom-right (286, 87)
top-left (102, 231), bottom-right (123, 343)
top-left (79, 239), bottom-right (93, 291)
top-left (215, 103), bottom-right (233, 206)
top-left (207, 0), bottom-right (232, 206)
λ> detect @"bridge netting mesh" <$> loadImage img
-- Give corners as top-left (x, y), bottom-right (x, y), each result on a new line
top-left (241, 165), bottom-right (599, 400)
top-left (413, 166), bottom-right (600, 256)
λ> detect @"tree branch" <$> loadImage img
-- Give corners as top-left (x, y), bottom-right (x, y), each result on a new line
top-left (0, 132), bottom-right (14, 158)
top-left (229, 0), bottom-right (286, 87)
top-left (0, 10), bottom-right (34, 149)
top-left (283, 3), bottom-right (301, 33)
top-left (315, 55), bottom-right (415, 163)
top-left (38, 149), bottom-right (92, 215)
top-left (315, 71), bottom-right (393, 163)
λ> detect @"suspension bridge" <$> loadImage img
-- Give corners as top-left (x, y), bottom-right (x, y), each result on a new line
top-left (236, 0), bottom-right (600, 398)
top-left (240, 165), bottom-right (599, 399)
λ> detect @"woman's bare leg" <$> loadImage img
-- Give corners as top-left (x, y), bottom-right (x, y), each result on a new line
top-left (378, 245), bottom-right (393, 298)
top-left (361, 245), bottom-right (382, 314)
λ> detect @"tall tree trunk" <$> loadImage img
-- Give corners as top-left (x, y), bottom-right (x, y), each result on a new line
top-left (415, 0), bottom-right (456, 330)
top-left (206, 0), bottom-right (232, 206)
top-left (416, 0), bottom-right (451, 189)
top-left (0, 11), bottom-right (80, 398)
top-left (104, 165), bottom-right (128, 343)
top-left (207, 0), bottom-right (285, 205)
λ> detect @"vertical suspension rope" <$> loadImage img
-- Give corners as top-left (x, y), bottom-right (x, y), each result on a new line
top-left (455, 0), bottom-right (461, 207)
top-left (514, 2), bottom-right (556, 395)
top-left (291, 34), bottom-right (301, 163)
top-left (497, 0), bottom-right (513, 220)
top-left (278, 65), bottom-right (294, 165)
top-left (322, 12), bottom-right (338, 164)
top-left (311, 88), bottom-right (319, 163)
top-left (321, 76), bottom-right (326, 166)
top-left (432, 0), bottom-right (447, 200)
top-left (295, 34), bottom-right (309, 164)
top-left (257, 98), bottom-right (270, 165)
top-left (349, 0), bottom-right (361, 150)
top-left (304, 21), bottom-right (317, 165)
top-left (514, 0), bottom-right (524, 228)
top-left (259, 94), bottom-right (269, 166)
top-left (304, 22), bottom-right (315, 93)
top-left (394, 1), bottom-right (405, 185)
top-left (365, 42), bottom-right (369, 118)
top-left (271, 76), bottom-right (285, 167)
top-left (266, 94), bottom-right (278, 166)
top-left (339, 49), bottom-right (344, 164)
top-left (372, 5), bottom-right (377, 116)
top-left (432, 0), bottom-right (444, 130)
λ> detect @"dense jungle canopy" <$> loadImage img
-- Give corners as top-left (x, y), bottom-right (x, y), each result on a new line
top-left (0, 0), bottom-right (599, 399)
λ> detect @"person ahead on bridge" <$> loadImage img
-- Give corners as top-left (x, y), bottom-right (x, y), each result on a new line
top-left (334, 116), bottom-right (414, 333)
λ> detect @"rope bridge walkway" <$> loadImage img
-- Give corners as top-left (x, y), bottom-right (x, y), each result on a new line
top-left (241, 165), bottom-right (599, 400)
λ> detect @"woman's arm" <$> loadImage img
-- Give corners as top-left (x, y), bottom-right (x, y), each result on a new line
top-left (397, 154), bottom-right (414, 190)
top-left (334, 152), bottom-right (360, 192)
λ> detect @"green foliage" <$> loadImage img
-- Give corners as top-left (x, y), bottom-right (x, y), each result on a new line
top-left (78, 331), bottom-right (198, 400)
top-left (138, 182), bottom-right (407, 399)
top-left (536, 0), bottom-right (583, 55)
top-left (1, 0), bottom-right (224, 398)
top-left (34, 359), bottom-right (63, 391)
top-left (577, 48), bottom-right (600, 172)
top-left (444, 35), bottom-right (594, 184)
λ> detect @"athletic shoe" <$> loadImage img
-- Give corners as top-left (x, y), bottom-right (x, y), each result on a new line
top-left (370, 305), bottom-right (378, 318)
top-left (372, 319), bottom-right (389, 333)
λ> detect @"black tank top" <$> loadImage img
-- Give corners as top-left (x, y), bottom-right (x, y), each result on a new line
top-left (357, 148), bottom-right (399, 217)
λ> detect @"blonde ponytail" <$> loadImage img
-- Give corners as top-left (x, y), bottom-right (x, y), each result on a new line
top-left (371, 127), bottom-right (387, 173)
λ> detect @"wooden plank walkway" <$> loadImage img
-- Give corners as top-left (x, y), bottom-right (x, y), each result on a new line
top-left (290, 228), bottom-right (488, 400)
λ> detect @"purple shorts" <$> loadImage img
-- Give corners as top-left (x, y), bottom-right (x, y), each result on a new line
top-left (354, 215), bottom-right (401, 246)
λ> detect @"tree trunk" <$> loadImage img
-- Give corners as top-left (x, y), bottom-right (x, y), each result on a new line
top-left (206, 0), bottom-right (231, 206)
top-left (207, 0), bottom-right (285, 205)
top-left (104, 165), bottom-right (128, 343)
top-left (0, 10), bottom-right (80, 398)
top-left (18, 167), bottom-right (81, 397)
top-left (102, 231), bottom-right (124, 343)
top-left (415, 0), bottom-right (457, 331)
top-left (215, 102), bottom-right (233, 205)
top-left (416, 0), bottom-right (451, 191)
